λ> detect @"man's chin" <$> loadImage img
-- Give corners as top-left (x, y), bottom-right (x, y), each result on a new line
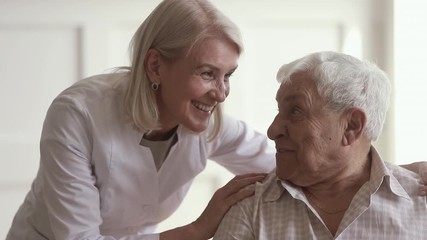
top-left (276, 170), bottom-right (306, 185)
top-left (275, 169), bottom-right (292, 181)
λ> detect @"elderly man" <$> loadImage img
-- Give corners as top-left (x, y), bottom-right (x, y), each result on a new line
top-left (213, 51), bottom-right (427, 239)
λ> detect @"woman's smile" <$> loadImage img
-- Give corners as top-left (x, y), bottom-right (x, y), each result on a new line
top-left (191, 100), bottom-right (216, 113)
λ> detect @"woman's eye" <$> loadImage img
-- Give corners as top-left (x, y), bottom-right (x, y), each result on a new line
top-left (201, 71), bottom-right (215, 80)
top-left (224, 72), bottom-right (234, 82)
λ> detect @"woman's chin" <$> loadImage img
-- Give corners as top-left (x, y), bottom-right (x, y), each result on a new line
top-left (183, 123), bottom-right (209, 134)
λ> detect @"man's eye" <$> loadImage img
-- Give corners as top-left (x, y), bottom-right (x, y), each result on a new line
top-left (290, 107), bottom-right (302, 115)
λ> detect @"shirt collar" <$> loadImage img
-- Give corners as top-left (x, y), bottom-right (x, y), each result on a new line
top-left (368, 146), bottom-right (411, 200)
top-left (263, 146), bottom-right (411, 203)
top-left (262, 172), bottom-right (307, 203)
top-left (263, 173), bottom-right (286, 203)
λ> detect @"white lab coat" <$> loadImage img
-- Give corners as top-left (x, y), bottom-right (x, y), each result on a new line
top-left (6, 72), bottom-right (275, 240)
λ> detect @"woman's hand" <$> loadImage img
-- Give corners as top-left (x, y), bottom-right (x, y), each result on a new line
top-left (401, 161), bottom-right (427, 195)
top-left (418, 163), bottom-right (427, 195)
top-left (191, 173), bottom-right (267, 239)
top-left (159, 173), bottom-right (267, 240)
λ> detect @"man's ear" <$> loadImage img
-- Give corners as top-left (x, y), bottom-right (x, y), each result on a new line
top-left (144, 48), bottom-right (162, 84)
top-left (342, 108), bottom-right (366, 146)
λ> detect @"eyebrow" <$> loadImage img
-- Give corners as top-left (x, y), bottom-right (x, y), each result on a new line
top-left (276, 93), bottom-right (303, 103)
top-left (196, 63), bottom-right (238, 72)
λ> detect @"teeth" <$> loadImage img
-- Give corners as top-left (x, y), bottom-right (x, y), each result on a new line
top-left (192, 101), bottom-right (214, 112)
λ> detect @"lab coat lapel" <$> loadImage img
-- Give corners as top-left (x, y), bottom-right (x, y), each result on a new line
top-left (158, 126), bottom-right (207, 201)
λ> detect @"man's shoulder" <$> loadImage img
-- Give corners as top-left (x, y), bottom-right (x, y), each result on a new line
top-left (384, 161), bottom-right (423, 196)
top-left (231, 170), bottom-right (281, 218)
top-left (385, 161), bottom-right (421, 181)
top-left (252, 170), bottom-right (284, 202)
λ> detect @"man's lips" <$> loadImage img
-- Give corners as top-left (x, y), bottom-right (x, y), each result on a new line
top-left (276, 147), bottom-right (295, 153)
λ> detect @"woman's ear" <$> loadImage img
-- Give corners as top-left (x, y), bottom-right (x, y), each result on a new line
top-left (145, 48), bottom-right (162, 84)
top-left (342, 108), bottom-right (366, 146)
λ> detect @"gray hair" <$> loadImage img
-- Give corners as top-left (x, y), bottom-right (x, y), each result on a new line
top-left (124, 0), bottom-right (243, 139)
top-left (276, 51), bottom-right (391, 141)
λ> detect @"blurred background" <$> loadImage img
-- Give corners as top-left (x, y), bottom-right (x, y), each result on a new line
top-left (1, 0), bottom-right (426, 237)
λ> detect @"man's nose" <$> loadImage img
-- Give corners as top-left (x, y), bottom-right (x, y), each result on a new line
top-left (267, 116), bottom-right (288, 140)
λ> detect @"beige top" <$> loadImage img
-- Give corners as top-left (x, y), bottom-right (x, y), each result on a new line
top-left (140, 132), bottom-right (178, 171)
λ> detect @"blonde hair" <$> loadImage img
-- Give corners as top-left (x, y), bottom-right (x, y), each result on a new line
top-left (123, 0), bottom-right (243, 140)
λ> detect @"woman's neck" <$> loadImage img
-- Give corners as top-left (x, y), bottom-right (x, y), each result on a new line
top-left (144, 126), bottom-right (178, 141)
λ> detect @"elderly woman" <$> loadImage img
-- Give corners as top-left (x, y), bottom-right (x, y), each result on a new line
top-left (214, 51), bottom-right (427, 239)
top-left (6, 1), bottom-right (273, 239)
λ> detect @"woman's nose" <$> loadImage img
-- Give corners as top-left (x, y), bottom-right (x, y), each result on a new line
top-left (209, 81), bottom-right (228, 102)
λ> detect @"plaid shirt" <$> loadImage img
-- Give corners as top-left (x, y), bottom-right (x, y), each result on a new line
top-left (213, 147), bottom-right (427, 240)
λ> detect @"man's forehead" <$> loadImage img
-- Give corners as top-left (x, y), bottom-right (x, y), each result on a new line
top-left (276, 79), bottom-right (314, 102)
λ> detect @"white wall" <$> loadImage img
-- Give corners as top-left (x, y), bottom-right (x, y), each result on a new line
top-left (0, 0), bottom-right (393, 237)
top-left (394, 0), bottom-right (427, 164)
